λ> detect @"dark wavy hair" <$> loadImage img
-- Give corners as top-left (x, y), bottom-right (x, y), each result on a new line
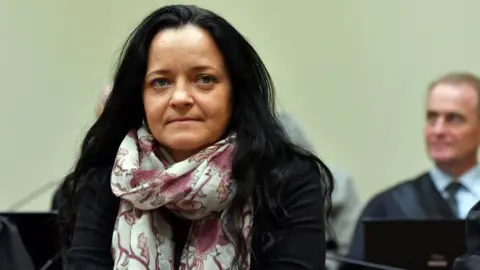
top-left (60, 4), bottom-right (333, 268)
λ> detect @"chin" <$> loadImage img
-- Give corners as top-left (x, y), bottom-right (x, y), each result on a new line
top-left (429, 152), bottom-right (455, 164)
top-left (164, 134), bottom-right (209, 151)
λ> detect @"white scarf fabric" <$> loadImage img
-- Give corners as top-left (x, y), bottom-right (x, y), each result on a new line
top-left (110, 126), bottom-right (253, 269)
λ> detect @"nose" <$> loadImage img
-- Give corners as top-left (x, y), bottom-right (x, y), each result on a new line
top-left (431, 117), bottom-right (446, 134)
top-left (169, 82), bottom-right (193, 107)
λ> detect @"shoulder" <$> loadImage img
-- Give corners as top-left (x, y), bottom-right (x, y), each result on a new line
top-left (363, 172), bottom-right (428, 210)
top-left (76, 166), bottom-right (118, 208)
top-left (250, 156), bottom-right (327, 268)
top-left (252, 154), bottom-right (325, 226)
top-left (379, 172), bottom-right (429, 197)
top-left (282, 156), bottom-right (324, 192)
top-left (83, 166), bottom-right (114, 189)
top-left (73, 165), bottom-right (119, 227)
top-left (275, 156), bottom-right (326, 215)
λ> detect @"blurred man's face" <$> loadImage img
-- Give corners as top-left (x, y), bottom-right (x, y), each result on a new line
top-left (425, 83), bottom-right (480, 167)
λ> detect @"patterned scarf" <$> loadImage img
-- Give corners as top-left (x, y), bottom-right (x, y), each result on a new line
top-left (110, 126), bottom-right (253, 270)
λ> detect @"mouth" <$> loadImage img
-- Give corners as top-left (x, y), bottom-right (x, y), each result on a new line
top-left (429, 143), bottom-right (450, 150)
top-left (429, 141), bottom-right (449, 146)
top-left (167, 118), bottom-right (201, 124)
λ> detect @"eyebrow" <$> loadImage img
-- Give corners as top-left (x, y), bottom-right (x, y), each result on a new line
top-left (145, 65), bottom-right (220, 79)
top-left (426, 110), bottom-right (465, 117)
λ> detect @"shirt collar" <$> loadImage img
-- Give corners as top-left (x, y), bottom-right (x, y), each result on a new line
top-left (430, 164), bottom-right (480, 198)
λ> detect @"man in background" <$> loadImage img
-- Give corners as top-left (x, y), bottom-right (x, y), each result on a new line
top-left (277, 110), bottom-right (362, 270)
top-left (345, 72), bottom-right (480, 265)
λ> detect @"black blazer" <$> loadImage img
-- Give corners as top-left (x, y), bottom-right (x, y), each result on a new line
top-left (66, 157), bottom-right (327, 269)
top-left (453, 201), bottom-right (480, 270)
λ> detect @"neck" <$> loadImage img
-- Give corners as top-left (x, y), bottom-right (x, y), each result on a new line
top-left (436, 158), bottom-right (478, 178)
top-left (169, 148), bottom-right (202, 162)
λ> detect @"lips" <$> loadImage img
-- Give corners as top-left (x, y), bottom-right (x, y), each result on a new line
top-left (167, 117), bottom-right (200, 124)
top-left (429, 143), bottom-right (451, 151)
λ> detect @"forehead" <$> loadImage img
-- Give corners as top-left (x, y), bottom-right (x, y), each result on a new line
top-left (147, 24), bottom-right (224, 69)
top-left (427, 83), bottom-right (478, 114)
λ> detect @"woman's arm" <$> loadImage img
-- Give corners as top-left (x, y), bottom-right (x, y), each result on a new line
top-left (66, 169), bottom-right (120, 270)
top-left (258, 159), bottom-right (327, 270)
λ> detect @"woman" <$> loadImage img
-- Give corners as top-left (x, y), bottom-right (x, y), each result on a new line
top-left (61, 5), bottom-right (333, 270)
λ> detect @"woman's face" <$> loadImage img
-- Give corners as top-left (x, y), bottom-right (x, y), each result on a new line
top-left (143, 24), bottom-right (232, 161)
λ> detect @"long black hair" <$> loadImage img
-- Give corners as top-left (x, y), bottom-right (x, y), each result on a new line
top-left (60, 4), bottom-right (333, 268)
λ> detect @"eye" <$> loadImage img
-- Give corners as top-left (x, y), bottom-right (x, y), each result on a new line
top-left (426, 112), bottom-right (437, 124)
top-left (151, 78), bottom-right (171, 88)
top-left (446, 113), bottom-right (464, 123)
top-left (196, 74), bottom-right (217, 85)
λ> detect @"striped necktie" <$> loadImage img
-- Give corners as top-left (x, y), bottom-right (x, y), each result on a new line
top-left (445, 182), bottom-right (463, 218)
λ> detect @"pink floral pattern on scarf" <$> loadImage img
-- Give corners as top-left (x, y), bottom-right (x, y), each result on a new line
top-left (111, 126), bottom-right (253, 269)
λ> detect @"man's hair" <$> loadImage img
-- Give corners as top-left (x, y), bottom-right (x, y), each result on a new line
top-left (428, 72), bottom-right (480, 115)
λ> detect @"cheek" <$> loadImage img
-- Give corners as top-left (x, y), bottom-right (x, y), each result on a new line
top-left (217, 93), bottom-right (232, 126)
top-left (143, 94), bottom-right (168, 127)
top-left (424, 127), bottom-right (436, 140)
top-left (445, 129), bottom-right (479, 153)
top-left (203, 93), bottom-right (231, 133)
top-left (208, 104), bottom-right (231, 131)
top-left (424, 126), bottom-right (430, 137)
top-left (461, 129), bottom-right (480, 144)
top-left (215, 110), bottom-right (231, 132)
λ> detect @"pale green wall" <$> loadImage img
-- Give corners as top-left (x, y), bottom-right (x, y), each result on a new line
top-left (0, 0), bottom-right (161, 210)
top-left (2, 0), bottom-right (480, 210)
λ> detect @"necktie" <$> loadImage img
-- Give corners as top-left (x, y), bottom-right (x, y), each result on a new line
top-left (445, 182), bottom-right (462, 218)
